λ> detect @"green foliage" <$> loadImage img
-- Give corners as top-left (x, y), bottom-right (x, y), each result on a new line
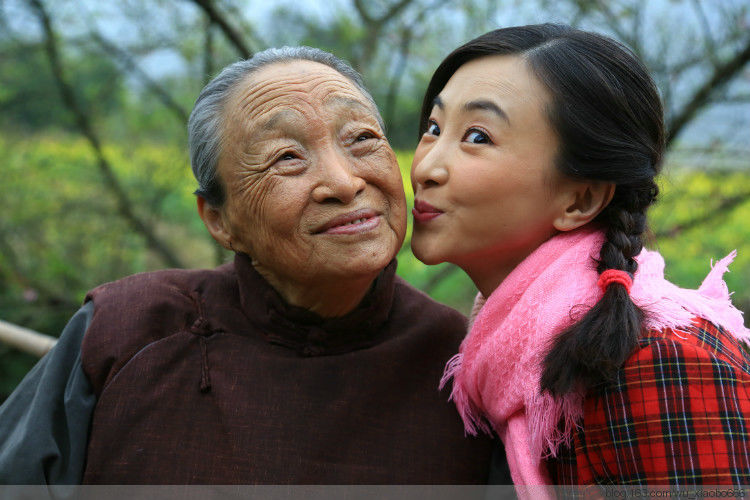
top-left (649, 169), bottom-right (750, 313)
top-left (0, 133), bottom-right (220, 399)
top-left (0, 41), bottom-right (124, 132)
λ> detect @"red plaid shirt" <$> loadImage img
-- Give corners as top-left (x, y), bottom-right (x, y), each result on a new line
top-left (547, 317), bottom-right (750, 486)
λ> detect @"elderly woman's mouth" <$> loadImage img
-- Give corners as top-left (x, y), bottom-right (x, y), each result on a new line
top-left (314, 209), bottom-right (381, 235)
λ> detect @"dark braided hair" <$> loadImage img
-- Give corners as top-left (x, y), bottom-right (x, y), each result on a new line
top-left (418, 24), bottom-right (664, 395)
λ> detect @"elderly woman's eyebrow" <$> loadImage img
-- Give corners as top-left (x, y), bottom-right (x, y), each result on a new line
top-left (261, 109), bottom-right (297, 131)
top-left (324, 96), bottom-right (380, 121)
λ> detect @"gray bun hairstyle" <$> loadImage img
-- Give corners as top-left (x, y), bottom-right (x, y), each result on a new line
top-left (187, 46), bottom-right (383, 207)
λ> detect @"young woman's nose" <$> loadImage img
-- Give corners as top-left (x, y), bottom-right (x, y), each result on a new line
top-left (411, 143), bottom-right (450, 189)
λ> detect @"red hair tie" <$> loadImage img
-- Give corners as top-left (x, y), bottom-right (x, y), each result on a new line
top-left (597, 269), bottom-right (633, 294)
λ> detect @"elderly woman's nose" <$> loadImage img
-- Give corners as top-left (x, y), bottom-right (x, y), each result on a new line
top-left (412, 144), bottom-right (449, 188)
top-left (311, 149), bottom-right (366, 204)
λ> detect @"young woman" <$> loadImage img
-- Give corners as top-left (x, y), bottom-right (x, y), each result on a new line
top-left (411, 24), bottom-right (750, 490)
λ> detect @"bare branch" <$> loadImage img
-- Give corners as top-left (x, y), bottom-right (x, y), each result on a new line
top-left (378, 0), bottom-right (416, 26)
top-left (203, 17), bottom-right (215, 85)
top-left (654, 191), bottom-right (750, 239)
top-left (630, 1), bottom-right (644, 59)
top-left (0, 319), bottom-right (57, 358)
top-left (722, 94), bottom-right (750, 103)
top-left (90, 31), bottom-right (189, 124)
top-left (666, 36), bottom-right (750, 147)
top-left (27, 0), bottom-right (185, 269)
top-left (220, 1), bottom-right (268, 49)
top-left (384, 27), bottom-right (414, 130)
top-left (187, 0), bottom-right (252, 59)
top-left (200, 15), bottom-right (230, 267)
top-left (352, 0), bottom-right (416, 71)
top-left (383, 0), bottom-right (443, 129)
top-left (352, 0), bottom-right (374, 25)
top-left (354, 0), bottom-right (414, 26)
top-left (594, 0), bottom-right (641, 57)
top-left (690, 0), bottom-right (719, 65)
top-left (0, 231), bottom-right (79, 310)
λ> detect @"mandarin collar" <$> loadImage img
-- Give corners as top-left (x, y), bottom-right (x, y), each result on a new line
top-left (234, 253), bottom-right (397, 356)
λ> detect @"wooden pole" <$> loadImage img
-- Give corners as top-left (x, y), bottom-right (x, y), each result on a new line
top-left (0, 320), bottom-right (57, 358)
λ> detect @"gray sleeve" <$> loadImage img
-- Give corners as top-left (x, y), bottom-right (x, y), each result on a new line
top-left (0, 301), bottom-right (96, 485)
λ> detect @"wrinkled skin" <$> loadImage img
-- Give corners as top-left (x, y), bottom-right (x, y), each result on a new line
top-left (200, 60), bottom-right (407, 317)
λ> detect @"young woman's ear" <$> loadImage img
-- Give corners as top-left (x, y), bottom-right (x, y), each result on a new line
top-left (196, 196), bottom-right (234, 250)
top-left (553, 181), bottom-right (615, 232)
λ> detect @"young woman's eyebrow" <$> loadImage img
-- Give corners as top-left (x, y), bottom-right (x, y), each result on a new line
top-left (464, 100), bottom-right (510, 124)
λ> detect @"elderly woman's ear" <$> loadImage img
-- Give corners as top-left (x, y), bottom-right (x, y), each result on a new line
top-left (197, 196), bottom-right (234, 251)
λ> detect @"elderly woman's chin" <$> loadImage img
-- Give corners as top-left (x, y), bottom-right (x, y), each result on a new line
top-left (314, 216), bottom-right (405, 279)
top-left (246, 209), bottom-right (406, 292)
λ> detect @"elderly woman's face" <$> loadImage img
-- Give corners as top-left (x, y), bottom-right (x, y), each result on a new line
top-left (216, 61), bottom-right (407, 290)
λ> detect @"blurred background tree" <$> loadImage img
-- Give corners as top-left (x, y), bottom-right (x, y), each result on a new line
top-left (0, 0), bottom-right (749, 400)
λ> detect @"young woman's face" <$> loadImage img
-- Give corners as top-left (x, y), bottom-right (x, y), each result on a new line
top-left (410, 55), bottom-right (578, 293)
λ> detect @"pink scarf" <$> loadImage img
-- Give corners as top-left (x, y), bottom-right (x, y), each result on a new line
top-left (440, 227), bottom-right (749, 491)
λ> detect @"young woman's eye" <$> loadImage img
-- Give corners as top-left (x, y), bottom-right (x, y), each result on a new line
top-left (426, 120), bottom-right (440, 136)
top-left (463, 129), bottom-right (492, 144)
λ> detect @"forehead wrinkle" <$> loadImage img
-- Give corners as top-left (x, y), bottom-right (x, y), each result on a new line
top-left (240, 68), bottom-right (359, 108)
top-left (323, 96), bottom-right (381, 128)
top-left (323, 95), bottom-right (377, 115)
top-left (222, 63), bottom-right (370, 148)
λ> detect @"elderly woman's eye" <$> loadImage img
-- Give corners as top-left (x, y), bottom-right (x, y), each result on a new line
top-left (426, 121), bottom-right (440, 136)
top-left (277, 152), bottom-right (298, 162)
top-left (355, 132), bottom-right (375, 142)
top-left (464, 128), bottom-right (492, 144)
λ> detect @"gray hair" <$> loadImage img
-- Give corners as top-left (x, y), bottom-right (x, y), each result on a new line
top-left (188, 46), bottom-right (383, 206)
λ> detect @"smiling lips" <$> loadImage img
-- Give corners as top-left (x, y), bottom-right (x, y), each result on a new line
top-left (316, 208), bottom-right (381, 235)
top-left (412, 199), bottom-right (443, 223)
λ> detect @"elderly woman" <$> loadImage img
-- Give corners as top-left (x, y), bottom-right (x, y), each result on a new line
top-left (0, 47), bottom-right (495, 484)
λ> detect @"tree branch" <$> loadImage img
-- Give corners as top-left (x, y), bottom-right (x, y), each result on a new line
top-left (90, 31), bottom-right (189, 124)
top-left (593, 0), bottom-right (642, 58)
top-left (379, 0), bottom-right (416, 26)
top-left (654, 191), bottom-right (750, 239)
top-left (690, 0), bottom-right (719, 65)
top-left (0, 231), bottom-right (79, 310)
top-left (203, 17), bottom-right (214, 84)
top-left (666, 36), bottom-right (750, 147)
top-left (0, 320), bottom-right (57, 358)
top-left (352, 0), bottom-right (375, 24)
top-left (353, 0), bottom-right (416, 72)
top-left (383, 0), bottom-right (442, 129)
top-left (384, 28), bottom-right (414, 129)
top-left (28, 0), bottom-right (185, 269)
top-left (187, 0), bottom-right (252, 59)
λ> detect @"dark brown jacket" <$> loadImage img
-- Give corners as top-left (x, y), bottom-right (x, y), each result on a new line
top-left (81, 254), bottom-right (493, 484)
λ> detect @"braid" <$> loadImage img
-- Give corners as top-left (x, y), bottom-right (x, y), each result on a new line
top-left (540, 179), bottom-right (658, 396)
top-left (598, 182), bottom-right (655, 274)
